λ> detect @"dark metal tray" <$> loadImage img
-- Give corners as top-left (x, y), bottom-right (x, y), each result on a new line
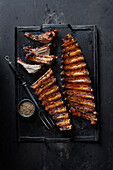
top-left (15, 24), bottom-right (99, 142)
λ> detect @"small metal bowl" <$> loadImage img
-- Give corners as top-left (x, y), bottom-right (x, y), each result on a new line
top-left (17, 99), bottom-right (35, 117)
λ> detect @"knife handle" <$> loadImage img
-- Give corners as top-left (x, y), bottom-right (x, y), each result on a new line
top-left (25, 86), bottom-right (40, 110)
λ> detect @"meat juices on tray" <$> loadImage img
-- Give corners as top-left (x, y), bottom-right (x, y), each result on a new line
top-left (61, 34), bottom-right (98, 125)
top-left (31, 68), bottom-right (72, 131)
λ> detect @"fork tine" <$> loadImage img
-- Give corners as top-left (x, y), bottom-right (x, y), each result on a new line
top-left (41, 113), bottom-right (53, 128)
top-left (48, 117), bottom-right (55, 125)
top-left (39, 110), bottom-right (54, 129)
top-left (39, 115), bottom-right (50, 129)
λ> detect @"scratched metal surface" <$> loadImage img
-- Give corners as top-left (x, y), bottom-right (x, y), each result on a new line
top-left (0, 0), bottom-right (113, 170)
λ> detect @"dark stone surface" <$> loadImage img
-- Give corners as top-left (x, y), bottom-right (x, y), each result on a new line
top-left (0, 0), bottom-right (113, 169)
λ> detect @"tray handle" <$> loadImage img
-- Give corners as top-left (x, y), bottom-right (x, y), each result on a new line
top-left (67, 24), bottom-right (74, 31)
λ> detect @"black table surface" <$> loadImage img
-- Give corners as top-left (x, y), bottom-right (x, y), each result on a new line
top-left (0, 0), bottom-right (113, 169)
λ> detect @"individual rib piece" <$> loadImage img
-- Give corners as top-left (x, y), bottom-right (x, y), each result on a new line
top-left (23, 43), bottom-right (51, 56)
top-left (31, 68), bottom-right (53, 89)
top-left (31, 68), bottom-right (72, 131)
top-left (25, 53), bottom-right (57, 65)
top-left (24, 43), bottom-right (57, 65)
top-left (24, 29), bottom-right (58, 44)
top-left (61, 34), bottom-right (98, 125)
top-left (17, 57), bottom-right (41, 74)
top-left (24, 31), bottom-right (58, 65)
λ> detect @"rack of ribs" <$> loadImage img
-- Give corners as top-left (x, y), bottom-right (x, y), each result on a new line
top-left (31, 68), bottom-right (72, 131)
top-left (61, 34), bottom-right (98, 125)
top-left (24, 29), bottom-right (58, 44)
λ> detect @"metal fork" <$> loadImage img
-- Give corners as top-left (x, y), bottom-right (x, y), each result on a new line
top-left (5, 55), bottom-right (55, 129)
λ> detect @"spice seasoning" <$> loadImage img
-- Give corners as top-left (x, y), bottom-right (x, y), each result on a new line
top-left (19, 100), bottom-right (35, 116)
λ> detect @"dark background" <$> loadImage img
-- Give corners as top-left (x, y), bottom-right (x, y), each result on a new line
top-left (0, 0), bottom-right (113, 169)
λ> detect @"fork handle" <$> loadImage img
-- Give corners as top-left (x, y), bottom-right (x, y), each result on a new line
top-left (5, 55), bottom-right (41, 111)
top-left (25, 86), bottom-right (40, 111)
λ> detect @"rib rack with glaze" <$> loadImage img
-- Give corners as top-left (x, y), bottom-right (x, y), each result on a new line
top-left (31, 68), bottom-right (72, 131)
top-left (61, 34), bottom-right (98, 125)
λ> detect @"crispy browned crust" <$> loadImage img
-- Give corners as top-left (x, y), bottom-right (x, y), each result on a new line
top-left (36, 78), bottom-right (56, 96)
top-left (31, 68), bottom-right (72, 131)
top-left (42, 91), bottom-right (62, 103)
top-left (67, 96), bottom-right (95, 108)
top-left (35, 75), bottom-right (55, 91)
top-left (38, 86), bottom-right (59, 101)
top-left (52, 112), bottom-right (69, 120)
top-left (25, 52), bottom-right (57, 65)
top-left (62, 37), bottom-right (75, 47)
top-left (62, 43), bottom-right (79, 53)
top-left (63, 62), bottom-right (86, 70)
top-left (65, 89), bottom-right (94, 99)
top-left (23, 43), bottom-right (51, 55)
top-left (63, 77), bottom-right (91, 84)
top-left (31, 68), bottom-right (53, 89)
top-left (59, 125), bottom-right (72, 131)
top-left (44, 100), bottom-right (64, 111)
top-left (56, 118), bottom-right (71, 127)
top-left (49, 106), bottom-right (67, 115)
top-left (63, 68), bottom-right (89, 77)
top-left (70, 102), bottom-right (95, 113)
top-left (63, 56), bottom-right (84, 65)
top-left (23, 43), bottom-right (57, 65)
top-left (24, 29), bottom-right (58, 44)
top-left (62, 34), bottom-right (98, 125)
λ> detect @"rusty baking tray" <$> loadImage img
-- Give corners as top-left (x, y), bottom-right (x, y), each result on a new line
top-left (15, 24), bottom-right (99, 142)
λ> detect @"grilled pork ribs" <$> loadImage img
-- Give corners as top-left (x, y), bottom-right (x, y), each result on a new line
top-left (23, 38), bottom-right (57, 65)
top-left (22, 29), bottom-right (98, 130)
top-left (24, 29), bottom-right (58, 44)
top-left (31, 68), bottom-right (72, 131)
top-left (61, 34), bottom-right (98, 125)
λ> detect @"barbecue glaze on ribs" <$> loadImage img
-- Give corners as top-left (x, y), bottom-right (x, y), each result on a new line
top-left (23, 43), bottom-right (57, 65)
top-left (24, 29), bottom-right (58, 44)
top-left (61, 34), bottom-right (98, 125)
top-left (23, 43), bottom-right (51, 55)
top-left (31, 68), bottom-right (72, 131)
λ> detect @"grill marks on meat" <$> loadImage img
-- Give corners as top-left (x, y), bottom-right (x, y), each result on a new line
top-left (42, 91), bottom-right (62, 103)
top-left (22, 29), bottom-right (98, 129)
top-left (23, 43), bottom-right (51, 56)
top-left (25, 54), bottom-right (57, 65)
top-left (63, 56), bottom-right (84, 65)
top-left (61, 34), bottom-right (98, 125)
top-left (38, 85), bottom-right (59, 101)
top-left (31, 68), bottom-right (72, 131)
top-left (36, 77), bottom-right (56, 96)
top-left (65, 89), bottom-right (94, 99)
top-left (63, 61), bottom-right (86, 70)
top-left (24, 43), bottom-right (57, 65)
top-left (24, 29), bottom-right (58, 44)
top-left (31, 68), bottom-right (53, 89)
top-left (24, 30), bottom-right (58, 65)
